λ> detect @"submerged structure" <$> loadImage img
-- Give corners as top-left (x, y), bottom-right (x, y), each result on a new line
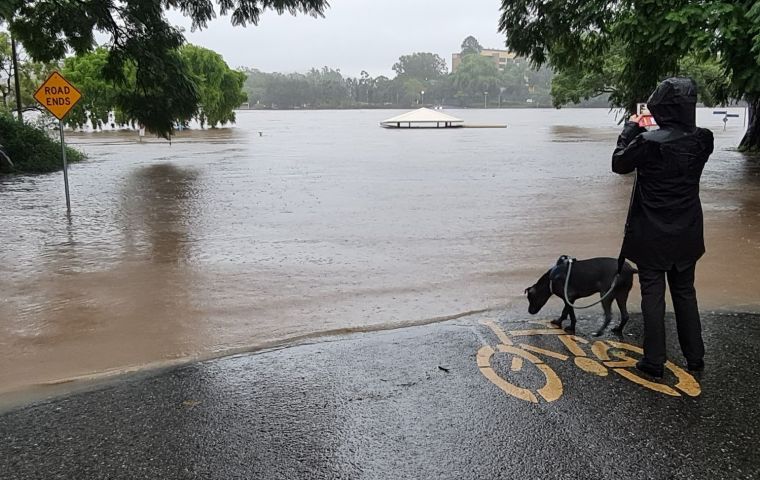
top-left (380, 108), bottom-right (464, 129)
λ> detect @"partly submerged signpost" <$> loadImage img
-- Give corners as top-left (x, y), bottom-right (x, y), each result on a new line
top-left (34, 71), bottom-right (82, 215)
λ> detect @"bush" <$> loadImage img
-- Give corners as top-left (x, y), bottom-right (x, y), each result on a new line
top-left (0, 113), bottom-right (85, 174)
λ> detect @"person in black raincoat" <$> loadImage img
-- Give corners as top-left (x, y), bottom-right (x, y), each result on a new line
top-left (612, 77), bottom-right (714, 378)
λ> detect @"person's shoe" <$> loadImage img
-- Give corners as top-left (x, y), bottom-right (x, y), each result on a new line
top-left (636, 360), bottom-right (664, 379)
top-left (687, 359), bottom-right (704, 372)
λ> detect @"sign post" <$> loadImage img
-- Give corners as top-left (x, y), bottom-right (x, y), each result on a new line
top-left (33, 71), bottom-right (82, 215)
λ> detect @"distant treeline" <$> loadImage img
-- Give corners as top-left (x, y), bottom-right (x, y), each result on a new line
top-left (241, 39), bottom-right (609, 110)
top-left (242, 60), bottom-right (564, 110)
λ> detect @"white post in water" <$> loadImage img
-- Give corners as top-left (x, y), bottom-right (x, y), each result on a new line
top-left (59, 120), bottom-right (71, 215)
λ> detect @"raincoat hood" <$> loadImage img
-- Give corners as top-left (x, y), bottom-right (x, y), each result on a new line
top-left (646, 77), bottom-right (697, 130)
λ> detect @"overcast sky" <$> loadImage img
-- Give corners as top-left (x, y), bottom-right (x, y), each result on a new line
top-left (169, 0), bottom-right (507, 77)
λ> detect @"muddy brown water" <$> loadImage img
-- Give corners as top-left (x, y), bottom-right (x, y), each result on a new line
top-left (1, 108), bottom-right (758, 404)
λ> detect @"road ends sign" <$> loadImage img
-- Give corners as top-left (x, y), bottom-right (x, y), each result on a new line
top-left (34, 72), bottom-right (82, 120)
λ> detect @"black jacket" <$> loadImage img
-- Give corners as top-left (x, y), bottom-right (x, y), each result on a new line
top-left (612, 78), bottom-right (714, 271)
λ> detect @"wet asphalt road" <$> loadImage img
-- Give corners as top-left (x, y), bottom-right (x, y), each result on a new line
top-left (2, 310), bottom-right (759, 480)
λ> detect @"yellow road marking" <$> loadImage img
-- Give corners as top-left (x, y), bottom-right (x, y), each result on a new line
top-left (511, 356), bottom-right (524, 371)
top-left (529, 320), bottom-right (562, 329)
top-left (496, 345), bottom-right (563, 402)
top-left (536, 364), bottom-right (563, 402)
top-left (574, 357), bottom-right (608, 376)
top-left (476, 345), bottom-right (495, 368)
top-left (591, 341), bottom-right (611, 361)
top-left (477, 321), bottom-right (701, 402)
top-left (605, 341), bottom-right (701, 397)
top-left (612, 369), bottom-right (681, 396)
top-left (480, 366), bottom-right (539, 403)
top-left (476, 344), bottom-right (564, 403)
top-left (558, 335), bottom-right (587, 357)
top-left (665, 361), bottom-right (701, 397)
top-left (606, 340), bottom-right (642, 353)
top-left (477, 345), bottom-right (538, 403)
top-left (479, 320), bottom-right (514, 345)
top-left (520, 344), bottom-right (570, 361)
top-left (508, 329), bottom-right (569, 336)
top-left (497, 343), bottom-right (543, 362)
top-left (604, 359), bottom-right (637, 368)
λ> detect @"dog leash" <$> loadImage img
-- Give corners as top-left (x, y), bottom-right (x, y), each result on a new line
top-left (561, 257), bottom-right (619, 309)
top-left (617, 170), bottom-right (638, 275)
top-left (562, 170), bottom-right (639, 309)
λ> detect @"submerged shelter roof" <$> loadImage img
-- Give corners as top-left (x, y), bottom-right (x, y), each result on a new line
top-left (380, 108), bottom-right (464, 128)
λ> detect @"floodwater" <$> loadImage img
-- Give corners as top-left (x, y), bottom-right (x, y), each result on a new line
top-left (1, 108), bottom-right (758, 401)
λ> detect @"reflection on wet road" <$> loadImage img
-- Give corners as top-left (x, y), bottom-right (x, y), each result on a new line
top-left (1, 108), bottom-right (758, 398)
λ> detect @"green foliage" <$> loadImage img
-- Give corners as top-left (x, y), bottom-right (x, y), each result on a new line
top-left (241, 42), bottom-right (555, 109)
top-left (461, 36), bottom-right (483, 55)
top-left (0, 31), bottom-right (56, 114)
top-left (392, 53), bottom-right (448, 80)
top-left (0, 31), bottom-right (13, 109)
top-left (180, 45), bottom-right (247, 127)
top-left (3, 0), bottom-right (329, 138)
top-left (0, 112), bottom-right (84, 173)
top-left (450, 54), bottom-right (500, 102)
top-left (62, 48), bottom-right (123, 129)
top-left (61, 46), bottom-right (246, 130)
top-left (242, 67), bottom-right (363, 108)
top-left (498, 0), bottom-right (760, 147)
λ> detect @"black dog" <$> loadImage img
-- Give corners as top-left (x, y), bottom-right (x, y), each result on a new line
top-left (524, 256), bottom-right (637, 336)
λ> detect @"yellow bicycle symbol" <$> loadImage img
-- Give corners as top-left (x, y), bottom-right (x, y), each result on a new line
top-left (477, 320), bottom-right (701, 403)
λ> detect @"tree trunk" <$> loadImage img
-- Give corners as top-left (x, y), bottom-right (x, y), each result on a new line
top-left (739, 97), bottom-right (760, 152)
top-left (11, 36), bottom-right (23, 122)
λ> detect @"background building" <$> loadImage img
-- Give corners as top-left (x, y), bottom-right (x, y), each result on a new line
top-left (451, 49), bottom-right (517, 73)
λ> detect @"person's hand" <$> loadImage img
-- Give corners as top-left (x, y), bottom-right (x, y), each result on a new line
top-left (629, 114), bottom-right (640, 123)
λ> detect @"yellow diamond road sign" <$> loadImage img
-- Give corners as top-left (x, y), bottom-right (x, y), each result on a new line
top-left (34, 71), bottom-right (82, 120)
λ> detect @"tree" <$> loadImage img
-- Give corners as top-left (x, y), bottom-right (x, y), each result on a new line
top-left (498, 0), bottom-right (760, 150)
top-left (62, 46), bottom-right (247, 130)
top-left (62, 48), bottom-right (122, 130)
top-left (461, 36), bottom-right (483, 56)
top-left (262, 73), bottom-right (310, 108)
top-left (651, 1), bottom-right (760, 150)
top-left (305, 67), bottom-right (349, 107)
top-left (242, 68), bottom-right (269, 107)
top-left (392, 53), bottom-right (448, 80)
top-left (0, 31), bottom-right (55, 114)
top-left (551, 49), bottom-right (725, 110)
top-left (180, 45), bottom-right (247, 128)
top-left (3, 0), bottom-right (329, 137)
top-left (372, 76), bottom-right (395, 105)
top-left (0, 31), bottom-right (12, 109)
top-left (450, 54), bottom-right (500, 105)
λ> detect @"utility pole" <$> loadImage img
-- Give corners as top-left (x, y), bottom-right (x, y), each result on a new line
top-left (11, 36), bottom-right (23, 122)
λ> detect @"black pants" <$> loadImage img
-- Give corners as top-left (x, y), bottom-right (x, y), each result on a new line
top-left (638, 263), bottom-right (704, 367)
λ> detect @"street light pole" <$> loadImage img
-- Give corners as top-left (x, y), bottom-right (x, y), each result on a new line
top-left (421, 90), bottom-right (425, 106)
top-left (484, 91), bottom-right (488, 109)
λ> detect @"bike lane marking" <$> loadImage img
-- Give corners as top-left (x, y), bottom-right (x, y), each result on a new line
top-left (477, 319), bottom-right (701, 402)
top-left (558, 335), bottom-right (587, 357)
top-left (511, 357), bottom-right (524, 371)
top-left (476, 343), bottom-right (564, 403)
top-left (520, 344), bottom-right (569, 361)
top-left (480, 320), bottom-right (513, 345)
top-left (606, 341), bottom-right (701, 397)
